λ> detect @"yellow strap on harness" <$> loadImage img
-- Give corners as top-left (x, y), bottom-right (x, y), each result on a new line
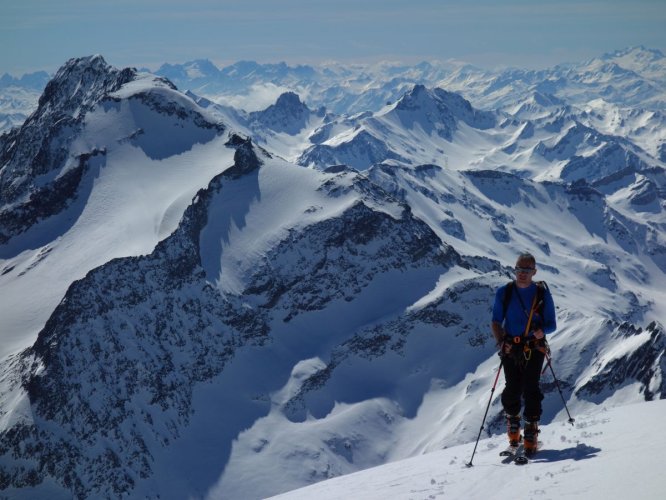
top-left (522, 294), bottom-right (538, 360)
top-left (523, 293), bottom-right (538, 338)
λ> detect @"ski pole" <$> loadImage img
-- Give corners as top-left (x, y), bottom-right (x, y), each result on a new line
top-left (466, 356), bottom-right (503, 467)
top-left (544, 353), bottom-right (575, 425)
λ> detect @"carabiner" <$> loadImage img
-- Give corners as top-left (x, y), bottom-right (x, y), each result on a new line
top-left (523, 346), bottom-right (532, 361)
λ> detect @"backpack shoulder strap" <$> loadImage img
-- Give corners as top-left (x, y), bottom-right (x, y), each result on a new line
top-left (534, 280), bottom-right (550, 316)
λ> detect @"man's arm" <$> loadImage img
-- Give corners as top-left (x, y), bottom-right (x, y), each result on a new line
top-left (542, 288), bottom-right (557, 335)
top-left (491, 321), bottom-right (505, 347)
top-left (491, 286), bottom-right (508, 351)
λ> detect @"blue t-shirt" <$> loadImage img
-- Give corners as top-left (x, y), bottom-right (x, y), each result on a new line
top-left (492, 282), bottom-right (556, 339)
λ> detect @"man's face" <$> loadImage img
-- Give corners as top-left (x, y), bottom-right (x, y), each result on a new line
top-left (515, 259), bottom-right (536, 287)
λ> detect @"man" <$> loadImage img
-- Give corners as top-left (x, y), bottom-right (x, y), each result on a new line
top-left (491, 252), bottom-right (556, 455)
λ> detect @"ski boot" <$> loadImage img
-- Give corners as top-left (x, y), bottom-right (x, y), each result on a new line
top-left (523, 419), bottom-right (539, 455)
top-left (506, 414), bottom-right (521, 446)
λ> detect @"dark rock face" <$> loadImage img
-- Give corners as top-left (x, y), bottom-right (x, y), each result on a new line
top-left (244, 200), bottom-right (459, 324)
top-left (0, 146), bottom-right (246, 498)
top-left (0, 56), bottom-right (136, 203)
top-left (224, 136), bottom-right (263, 178)
top-left (0, 148), bottom-right (105, 245)
top-left (576, 321), bottom-right (666, 402)
top-left (0, 56), bottom-right (137, 246)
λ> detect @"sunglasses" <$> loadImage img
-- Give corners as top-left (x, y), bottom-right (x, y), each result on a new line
top-left (515, 267), bottom-right (535, 274)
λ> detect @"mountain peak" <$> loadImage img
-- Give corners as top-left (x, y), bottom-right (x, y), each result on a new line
top-left (63, 54), bottom-right (108, 70)
top-left (0, 56), bottom-right (140, 208)
top-left (275, 91), bottom-right (304, 108)
top-left (531, 91), bottom-right (565, 107)
top-left (391, 84), bottom-right (495, 136)
top-left (506, 90), bottom-right (567, 118)
top-left (397, 84), bottom-right (478, 115)
top-left (396, 84), bottom-right (435, 107)
top-left (224, 136), bottom-right (263, 178)
top-left (606, 45), bottom-right (665, 62)
top-left (411, 83), bottom-right (428, 94)
top-left (593, 46), bottom-right (666, 80)
top-left (249, 92), bottom-right (312, 134)
top-left (48, 55), bottom-right (117, 88)
top-left (38, 55), bottom-right (137, 117)
top-left (157, 58), bottom-right (220, 80)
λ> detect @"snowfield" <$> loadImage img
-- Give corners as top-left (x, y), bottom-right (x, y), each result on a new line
top-left (269, 399), bottom-right (666, 500)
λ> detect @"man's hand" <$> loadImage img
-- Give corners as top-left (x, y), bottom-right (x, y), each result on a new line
top-left (496, 340), bottom-right (512, 355)
top-left (533, 329), bottom-right (545, 340)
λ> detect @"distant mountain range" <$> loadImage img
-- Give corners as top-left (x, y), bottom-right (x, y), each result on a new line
top-left (0, 50), bottom-right (664, 499)
top-left (2, 46), bottom-right (666, 134)
top-left (148, 46), bottom-right (666, 113)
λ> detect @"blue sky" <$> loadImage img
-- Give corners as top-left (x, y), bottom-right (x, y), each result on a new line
top-left (2, 0), bottom-right (666, 75)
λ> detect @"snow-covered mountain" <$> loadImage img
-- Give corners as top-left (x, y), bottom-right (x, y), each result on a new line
top-left (292, 84), bottom-right (665, 218)
top-left (298, 85), bottom-right (497, 170)
top-left (0, 52), bottom-right (665, 499)
top-left (0, 55), bottom-right (230, 358)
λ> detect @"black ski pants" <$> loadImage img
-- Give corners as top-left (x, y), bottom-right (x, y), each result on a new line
top-left (501, 347), bottom-right (545, 420)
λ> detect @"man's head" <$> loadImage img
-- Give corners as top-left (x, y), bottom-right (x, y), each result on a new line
top-left (515, 252), bottom-right (537, 288)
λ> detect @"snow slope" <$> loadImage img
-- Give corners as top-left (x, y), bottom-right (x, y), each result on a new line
top-left (0, 137), bottom-right (234, 359)
top-left (270, 399), bottom-right (666, 500)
